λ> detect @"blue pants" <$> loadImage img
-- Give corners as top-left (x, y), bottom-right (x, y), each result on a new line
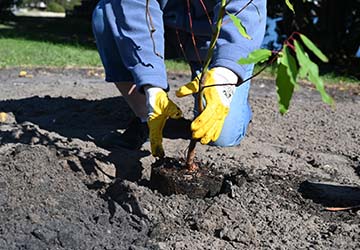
top-left (92, 0), bottom-right (253, 147)
top-left (190, 64), bottom-right (253, 147)
top-left (216, 76), bottom-right (252, 147)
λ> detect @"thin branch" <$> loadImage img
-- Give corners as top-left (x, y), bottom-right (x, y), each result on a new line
top-left (232, 0), bottom-right (254, 17)
top-left (198, 0), bottom-right (213, 26)
top-left (175, 29), bottom-right (189, 62)
top-left (185, 0), bottom-right (228, 169)
top-left (146, 0), bottom-right (164, 59)
top-left (186, 0), bottom-right (203, 64)
top-left (200, 51), bottom-right (280, 90)
top-left (222, 0), bottom-right (254, 26)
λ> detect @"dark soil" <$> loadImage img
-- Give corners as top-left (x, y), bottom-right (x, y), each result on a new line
top-left (0, 67), bottom-right (359, 249)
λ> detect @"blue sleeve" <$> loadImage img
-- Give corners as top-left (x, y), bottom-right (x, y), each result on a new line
top-left (210, 0), bottom-right (267, 81)
top-left (105, 0), bottom-right (167, 91)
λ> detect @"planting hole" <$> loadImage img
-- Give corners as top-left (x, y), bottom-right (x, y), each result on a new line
top-left (149, 157), bottom-right (225, 199)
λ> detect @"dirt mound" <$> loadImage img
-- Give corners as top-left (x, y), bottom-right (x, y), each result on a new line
top-left (0, 68), bottom-right (359, 249)
top-left (0, 143), bottom-right (149, 250)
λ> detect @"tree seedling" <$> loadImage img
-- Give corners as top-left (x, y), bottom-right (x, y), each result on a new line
top-left (184, 0), bottom-right (333, 170)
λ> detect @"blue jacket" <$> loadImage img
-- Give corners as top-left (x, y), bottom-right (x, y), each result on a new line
top-left (102, 0), bottom-right (267, 90)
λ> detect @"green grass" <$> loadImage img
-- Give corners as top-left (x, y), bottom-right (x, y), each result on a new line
top-left (0, 24), bottom-right (13, 29)
top-left (254, 64), bottom-right (360, 85)
top-left (0, 37), bottom-right (190, 71)
top-left (1, 35), bottom-right (358, 85)
top-left (0, 36), bottom-right (190, 71)
top-left (0, 17), bottom-right (358, 84)
top-left (0, 18), bottom-right (190, 71)
top-left (320, 72), bottom-right (360, 85)
top-left (165, 59), bottom-right (190, 72)
top-left (0, 37), bottom-right (189, 72)
top-left (0, 38), bottom-right (101, 67)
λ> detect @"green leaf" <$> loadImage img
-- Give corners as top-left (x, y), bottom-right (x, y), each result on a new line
top-left (300, 34), bottom-right (329, 62)
top-left (238, 49), bottom-right (272, 64)
top-left (294, 40), bottom-right (310, 79)
top-left (228, 13), bottom-right (252, 40)
top-left (281, 45), bottom-right (298, 87)
top-left (276, 63), bottom-right (294, 114)
top-left (285, 0), bottom-right (295, 13)
top-left (307, 60), bottom-right (334, 105)
top-left (275, 45), bottom-right (298, 114)
top-left (294, 41), bottom-right (333, 105)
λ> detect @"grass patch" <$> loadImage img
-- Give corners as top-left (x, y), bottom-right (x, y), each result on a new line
top-left (0, 38), bottom-right (101, 67)
top-left (321, 72), bottom-right (360, 85)
top-left (0, 24), bottom-right (12, 29)
top-left (0, 16), bottom-right (358, 84)
top-left (254, 64), bottom-right (360, 85)
top-left (0, 34), bottom-right (357, 85)
top-left (0, 18), bottom-right (190, 70)
top-left (0, 36), bottom-right (191, 71)
top-left (165, 59), bottom-right (190, 72)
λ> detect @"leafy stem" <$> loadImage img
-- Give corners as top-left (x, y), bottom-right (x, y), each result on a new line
top-left (185, 0), bottom-right (227, 170)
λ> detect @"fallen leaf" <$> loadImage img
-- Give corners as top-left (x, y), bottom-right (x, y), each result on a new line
top-left (325, 205), bottom-right (360, 211)
top-left (19, 71), bottom-right (27, 77)
top-left (0, 112), bottom-right (7, 122)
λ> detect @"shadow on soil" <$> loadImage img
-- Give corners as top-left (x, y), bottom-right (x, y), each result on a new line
top-left (0, 95), bottom-right (194, 229)
top-left (299, 181), bottom-right (360, 209)
top-left (0, 96), bottom-right (191, 142)
top-left (0, 96), bottom-right (131, 141)
top-left (0, 95), bottom-right (191, 184)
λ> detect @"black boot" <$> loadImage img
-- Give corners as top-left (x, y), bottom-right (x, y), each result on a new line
top-left (98, 117), bottom-right (149, 150)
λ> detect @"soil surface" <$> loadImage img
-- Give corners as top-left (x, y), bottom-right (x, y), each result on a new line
top-left (0, 67), bottom-right (359, 250)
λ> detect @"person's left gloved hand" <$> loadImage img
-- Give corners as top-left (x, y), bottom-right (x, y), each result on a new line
top-left (145, 86), bottom-right (182, 158)
top-left (176, 67), bottom-right (238, 145)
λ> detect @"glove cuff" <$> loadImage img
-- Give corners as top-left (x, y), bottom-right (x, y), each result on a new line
top-left (211, 67), bottom-right (238, 85)
top-left (144, 86), bottom-right (165, 116)
top-left (144, 86), bottom-right (163, 99)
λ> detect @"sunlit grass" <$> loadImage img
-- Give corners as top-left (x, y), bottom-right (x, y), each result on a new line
top-left (254, 64), bottom-right (360, 85)
top-left (0, 32), bottom-right (357, 84)
top-left (0, 24), bottom-right (12, 29)
top-left (0, 36), bottom-right (190, 73)
top-left (321, 72), bottom-right (360, 85)
top-left (165, 59), bottom-right (190, 72)
top-left (0, 38), bottom-right (101, 67)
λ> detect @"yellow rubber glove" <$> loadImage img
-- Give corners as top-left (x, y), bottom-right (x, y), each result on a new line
top-left (145, 86), bottom-right (182, 158)
top-left (176, 67), bottom-right (238, 145)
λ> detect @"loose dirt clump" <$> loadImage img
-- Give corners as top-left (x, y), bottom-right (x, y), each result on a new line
top-left (0, 67), bottom-right (360, 249)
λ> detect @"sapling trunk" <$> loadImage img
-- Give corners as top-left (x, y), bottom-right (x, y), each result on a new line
top-left (185, 0), bottom-right (227, 170)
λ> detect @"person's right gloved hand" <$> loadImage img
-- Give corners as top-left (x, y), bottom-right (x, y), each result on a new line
top-left (176, 67), bottom-right (238, 145)
top-left (144, 86), bottom-right (182, 158)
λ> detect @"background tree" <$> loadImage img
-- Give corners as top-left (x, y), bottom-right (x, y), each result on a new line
top-left (0, 0), bottom-right (13, 12)
top-left (268, 0), bottom-right (360, 77)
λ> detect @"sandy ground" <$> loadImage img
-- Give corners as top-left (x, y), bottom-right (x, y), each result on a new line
top-left (0, 67), bottom-right (359, 249)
